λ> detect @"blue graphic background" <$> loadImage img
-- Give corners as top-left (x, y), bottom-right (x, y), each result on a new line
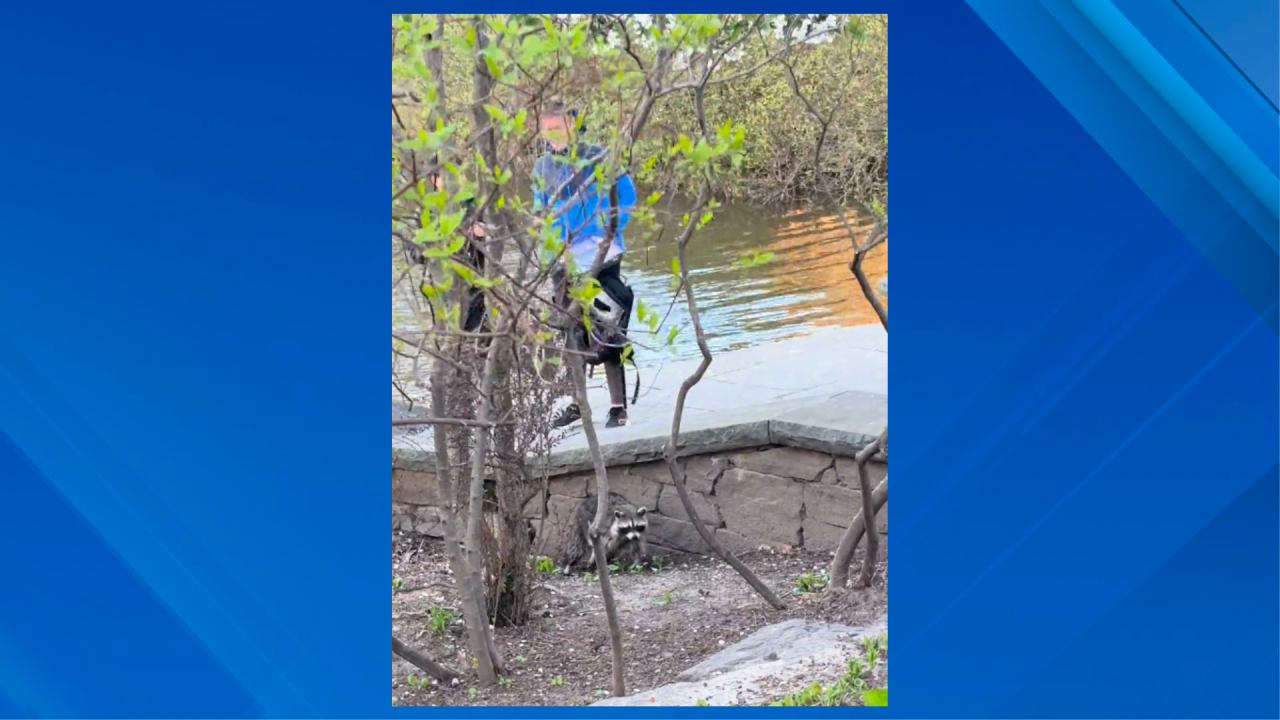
top-left (0, 1), bottom-right (1274, 717)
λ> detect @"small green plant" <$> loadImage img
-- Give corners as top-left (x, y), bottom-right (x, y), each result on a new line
top-left (765, 651), bottom-right (884, 707)
top-left (515, 654), bottom-right (527, 664)
top-left (770, 682), bottom-right (828, 706)
top-left (650, 554), bottom-right (667, 571)
top-left (468, 687), bottom-right (479, 699)
top-left (392, 575), bottom-right (404, 591)
top-left (607, 562), bottom-right (620, 573)
top-left (551, 675), bottom-right (564, 687)
top-left (628, 562), bottom-right (644, 574)
top-left (795, 571), bottom-right (828, 593)
top-left (582, 571), bottom-right (596, 584)
top-left (429, 607), bottom-right (456, 636)
top-left (694, 698), bottom-right (709, 706)
top-left (406, 674), bottom-right (420, 688)
top-left (534, 556), bottom-right (555, 574)
top-left (654, 590), bottom-right (676, 608)
top-left (863, 688), bottom-right (887, 706)
top-left (498, 675), bottom-right (513, 689)
top-left (861, 634), bottom-right (882, 667)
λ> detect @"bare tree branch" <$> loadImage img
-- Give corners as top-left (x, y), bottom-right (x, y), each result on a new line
top-left (662, 189), bottom-right (788, 611)
top-left (393, 635), bottom-right (460, 683)
top-left (829, 429), bottom-right (886, 588)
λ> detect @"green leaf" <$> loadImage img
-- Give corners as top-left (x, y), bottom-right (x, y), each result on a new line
top-left (449, 260), bottom-right (477, 284)
top-left (484, 104), bottom-right (508, 123)
top-left (666, 326), bottom-right (678, 344)
top-left (646, 191), bottom-right (662, 206)
top-left (670, 257), bottom-right (680, 276)
top-left (465, 25), bottom-right (476, 46)
top-left (863, 689), bottom-right (887, 707)
top-left (495, 194), bottom-right (505, 210)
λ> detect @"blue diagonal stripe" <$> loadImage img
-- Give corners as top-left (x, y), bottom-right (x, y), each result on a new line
top-left (1071, 0), bottom-right (1279, 221)
top-left (903, 295), bottom-right (1278, 651)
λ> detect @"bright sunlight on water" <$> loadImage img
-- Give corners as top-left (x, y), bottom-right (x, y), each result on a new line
top-left (392, 201), bottom-right (886, 366)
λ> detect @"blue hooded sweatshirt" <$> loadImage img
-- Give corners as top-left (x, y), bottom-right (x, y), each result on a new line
top-left (531, 143), bottom-right (636, 272)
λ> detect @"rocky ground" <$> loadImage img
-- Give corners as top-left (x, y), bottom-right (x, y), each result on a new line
top-left (391, 532), bottom-right (888, 707)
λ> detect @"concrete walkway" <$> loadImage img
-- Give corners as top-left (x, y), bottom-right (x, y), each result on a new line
top-left (393, 324), bottom-right (886, 464)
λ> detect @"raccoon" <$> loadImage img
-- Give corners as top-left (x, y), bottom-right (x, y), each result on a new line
top-left (559, 492), bottom-right (648, 572)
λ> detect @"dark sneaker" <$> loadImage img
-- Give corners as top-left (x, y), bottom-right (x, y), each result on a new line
top-left (552, 403), bottom-right (581, 428)
top-left (605, 406), bottom-right (628, 428)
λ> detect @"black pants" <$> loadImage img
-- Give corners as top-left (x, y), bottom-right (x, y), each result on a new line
top-left (554, 258), bottom-right (631, 407)
top-left (461, 240), bottom-right (487, 333)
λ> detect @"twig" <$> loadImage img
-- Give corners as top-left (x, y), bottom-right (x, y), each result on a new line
top-left (850, 222), bottom-right (888, 330)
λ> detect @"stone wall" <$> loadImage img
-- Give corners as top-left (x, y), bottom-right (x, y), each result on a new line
top-left (393, 444), bottom-right (886, 557)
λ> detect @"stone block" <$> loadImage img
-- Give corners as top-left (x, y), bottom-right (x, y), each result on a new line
top-left (531, 520), bottom-right (567, 557)
top-left (804, 483), bottom-right (860, 528)
top-left (715, 468), bottom-right (803, 546)
top-left (548, 473), bottom-right (589, 498)
top-left (834, 458), bottom-right (887, 489)
top-left (546, 493), bottom-right (581, 529)
top-left (393, 503), bottom-right (414, 532)
top-left (730, 447), bottom-right (834, 482)
top-left (714, 527), bottom-right (754, 555)
top-left (681, 455), bottom-right (728, 495)
top-left (523, 494), bottom-right (545, 519)
top-left (392, 469), bottom-right (440, 505)
top-left (623, 459), bottom-right (672, 485)
top-left (657, 488), bottom-right (721, 526)
top-left (629, 455), bottom-right (725, 496)
top-left (610, 472), bottom-right (663, 512)
top-left (801, 518), bottom-right (846, 552)
top-left (647, 515), bottom-right (711, 554)
top-left (392, 504), bottom-right (445, 537)
top-left (817, 466), bottom-right (839, 485)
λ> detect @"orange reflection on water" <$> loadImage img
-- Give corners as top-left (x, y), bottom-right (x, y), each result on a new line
top-left (757, 211), bottom-right (888, 329)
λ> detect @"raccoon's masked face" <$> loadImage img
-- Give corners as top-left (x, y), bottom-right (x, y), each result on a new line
top-left (611, 506), bottom-right (648, 543)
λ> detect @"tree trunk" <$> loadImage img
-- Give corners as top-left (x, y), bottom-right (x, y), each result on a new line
top-left (568, 343), bottom-right (627, 697)
top-left (829, 477), bottom-right (887, 588)
top-left (462, 325), bottom-right (506, 677)
top-left (829, 430), bottom-right (887, 588)
top-left (662, 191), bottom-right (787, 611)
top-left (590, 533), bottom-right (627, 697)
top-left (856, 445), bottom-right (881, 587)
top-left (429, 360), bottom-right (498, 685)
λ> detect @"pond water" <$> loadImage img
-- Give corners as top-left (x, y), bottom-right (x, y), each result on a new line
top-left (392, 201), bottom-right (886, 367)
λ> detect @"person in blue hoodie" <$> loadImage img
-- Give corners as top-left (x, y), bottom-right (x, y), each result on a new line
top-left (533, 100), bottom-right (637, 429)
